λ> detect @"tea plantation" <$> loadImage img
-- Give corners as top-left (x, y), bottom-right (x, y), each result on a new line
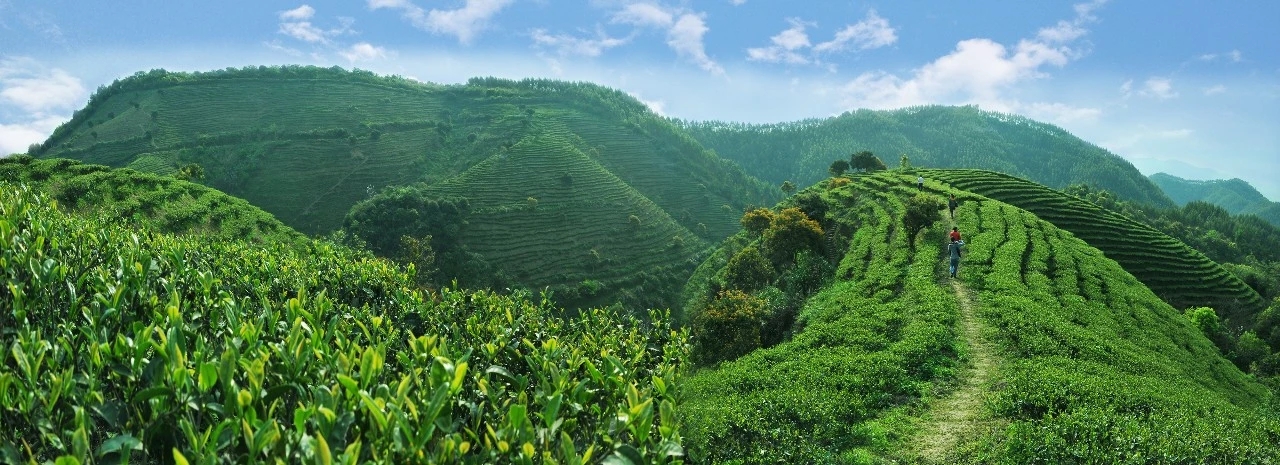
top-left (679, 171), bottom-right (1280, 463)
top-left (0, 185), bottom-right (687, 463)
top-left (924, 169), bottom-right (1267, 326)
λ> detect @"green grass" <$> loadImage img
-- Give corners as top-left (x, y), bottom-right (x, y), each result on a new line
top-left (924, 168), bottom-right (1267, 326)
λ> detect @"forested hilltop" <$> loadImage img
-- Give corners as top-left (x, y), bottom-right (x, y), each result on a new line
top-left (1150, 172), bottom-right (1280, 227)
top-left (679, 105), bottom-right (1174, 208)
top-left (29, 65), bottom-right (779, 311)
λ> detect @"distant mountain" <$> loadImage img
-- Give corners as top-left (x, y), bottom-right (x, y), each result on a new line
top-left (1150, 172), bottom-right (1280, 226)
top-left (680, 105), bottom-right (1175, 208)
top-left (32, 66), bottom-right (780, 309)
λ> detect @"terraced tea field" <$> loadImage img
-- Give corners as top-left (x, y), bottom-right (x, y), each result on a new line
top-left (680, 170), bottom-right (1279, 462)
top-left (421, 122), bottom-right (706, 303)
top-left (923, 169), bottom-right (1266, 324)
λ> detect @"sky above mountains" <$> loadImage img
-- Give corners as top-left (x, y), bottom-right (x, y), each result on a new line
top-left (2, 0), bottom-right (1277, 200)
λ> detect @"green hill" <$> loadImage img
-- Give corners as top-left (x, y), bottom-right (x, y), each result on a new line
top-left (0, 156), bottom-right (303, 245)
top-left (31, 66), bottom-right (778, 308)
top-left (679, 105), bottom-right (1174, 208)
top-left (924, 169), bottom-right (1267, 326)
top-left (1150, 172), bottom-right (1280, 226)
top-left (0, 184), bottom-right (686, 463)
top-left (679, 170), bottom-right (1277, 463)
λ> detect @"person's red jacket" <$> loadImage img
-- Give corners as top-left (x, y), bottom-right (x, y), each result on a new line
top-left (949, 230), bottom-right (962, 242)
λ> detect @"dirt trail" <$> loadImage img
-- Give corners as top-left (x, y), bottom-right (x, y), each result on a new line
top-left (913, 280), bottom-right (998, 463)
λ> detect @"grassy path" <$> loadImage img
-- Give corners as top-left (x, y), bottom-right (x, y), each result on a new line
top-left (912, 279), bottom-right (998, 463)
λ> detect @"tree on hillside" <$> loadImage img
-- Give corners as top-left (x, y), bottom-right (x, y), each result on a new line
top-left (851, 151), bottom-right (887, 172)
top-left (903, 193), bottom-right (944, 242)
top-left (899, 153), bottom-right (911, 170)
top-left (741, 208), bottom-right (774, 235)
top-left (691, 290), bottom-right (766, 366)
top-left (764, 207), bottom-right (824, 264)
top-left (176, 163), bottom-right (205, 182)
top-left (829, 159), bottom-right (850, 177)
top-left (781, 180), bottom-right (796, 196)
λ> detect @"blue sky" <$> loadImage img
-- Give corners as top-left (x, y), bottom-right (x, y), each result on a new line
top-left (2, 0), bottom-right (1277, 200)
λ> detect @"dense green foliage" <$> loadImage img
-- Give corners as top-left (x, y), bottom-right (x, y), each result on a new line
top-left (1150, 172), bottom-right (1280, 226)
top-left (925, 169), bottom-right (1266, 325)
top-left (0, 156), bottom-right (303, 246)
top-left (680, 174), bottom-right (959, 462)
top-left (948, 191), bottom-right (1279, 463)
top-left (681, 170), bottom-right (1278, 463)
top-left (32, 65), bottom-right (778, 311)
top-left (679, 105), bottom-right (1173, 207)
top-left (0, 185), bottom-right (687, 463)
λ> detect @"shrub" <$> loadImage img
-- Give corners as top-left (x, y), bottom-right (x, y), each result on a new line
top-left (763, 207), bottom-right (824, 264)
top-left (903, 193), bottom-right (944, 240)
top-left (692, 290), bottom-right (766, 366)
top-left (723, 246), bottom-right (773, 292)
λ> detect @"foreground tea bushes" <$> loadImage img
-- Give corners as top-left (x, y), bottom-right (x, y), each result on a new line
top-left (0, 185), bottom-right (686, 463)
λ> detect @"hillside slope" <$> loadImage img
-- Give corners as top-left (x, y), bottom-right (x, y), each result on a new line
top-left (680, 105), bottom-right (1174, 208)
top-left (0, 156), bottom-right (303, 245)
top-left (31, 66), bottom-right (779, 307)
top-left (925, 168), bottom-right (1267, 326)
top-left (679, 171), bottom-right (1277, 463)
top-left (1151, 172), bottom-right (1280, 226)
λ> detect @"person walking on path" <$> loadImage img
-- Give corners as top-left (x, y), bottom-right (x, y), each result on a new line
top-left (949, 226), bottom-right (962, 243)
top-left (948, 194), bottom-right (958, 219)
top-left (917, 175), bottom-right (925, 190)
top-left (948, 238), bottom-right (964, 278)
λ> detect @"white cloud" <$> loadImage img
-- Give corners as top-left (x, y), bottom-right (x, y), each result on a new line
top-left (279, 21), bottom-right (328, 43)
top-left (750, 11), bottom-right (896, 66)
top-left (280, 5), bottom-right (316, 21)
top-left (0, 115), bottom-right (64, 155)
top-left (813, 10), bottom-right (897, 53)
top-left (0, 64), bottom-right (85, 113)
top-left (1036, 20), bottom-right (1086, 43)
top-left (730, 0), bottom-right (747, 5)
top-left (340, 42), bottom-right (389, 62)
top-left (0, 59), bottom-right (85, 155)
top-left (1204, 84), bottom-right (1226, 95)
top-left (746, 19), bottom-right (811, 64)
top-left (1073, 0), bottom-right (1108, 20)
top-left (1229, 49), bottom-right (1243, 62)
top-left (608, 4), bottom-right (723, 75)
top-left (667, 13), bottom-right (723, 75)
top-left (630, 92), bottom-right (666, 115)
top-left (611, 3), bottom-right (675, 29)
top-left (370, 0), bottom-right (513, 44)
top-left (531, 29), bottom-right (628, 57)
top-left (837, 0), bottom-right (1100, 112)
top-left (277, 5), bottom-right (353, 44)
top-left (1140, 77), bottom-right (1177, 99)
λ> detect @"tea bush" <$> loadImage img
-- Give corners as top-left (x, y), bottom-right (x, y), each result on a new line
top-left (0, 185), bottom-right (687, 464)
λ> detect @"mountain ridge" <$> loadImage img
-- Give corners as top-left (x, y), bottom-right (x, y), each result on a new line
top-left (1150, 171), bottom-right (1280, 226)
